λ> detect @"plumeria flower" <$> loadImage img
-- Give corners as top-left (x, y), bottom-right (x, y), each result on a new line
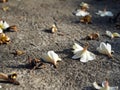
top-left (97, 42), bottom-right (113, 57)
top-left (0, 20), bottom-right (9, 30)
top-left (106, 30), bottom-right (120, 38)
top-left (93, 79), bottom-right (118, 90)
top-left (72, 43), bottom-right (96, 63)
top-left (74, 9), bottom-right (90, 17)
top-left (80, 2), bottom-right (89, 10)
top-left (96, 10), bottom-right (113, 17)
top-left (42, 51), bottom-right (62, 68)
top-left (51, 24), bottom-right (57, 33)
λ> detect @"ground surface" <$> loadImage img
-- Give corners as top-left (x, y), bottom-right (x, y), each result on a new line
top-left (0, 0), bottom-right (120, 90)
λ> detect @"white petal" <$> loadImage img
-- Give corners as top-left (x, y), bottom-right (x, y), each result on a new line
top-left (93, 82), bottom-right (102, 89)
top-left (0, 20), bottom-right (9, 30)
top-left (112, 33), bottom-right (120, 38)
top-left (0, 29), bottom-right (3, 33)
top-left (106, 31), bottom-right (113, 38)
top-left (106, 43), bottom-right (112, 54)
top-left (48, 51), bottom-right (61, 62)
top-left (42, 53), bottom-right (53, 63)
top-left (109, 86), bottom-right (118, 90)
top-left (73, 43), bottom-right (83, 54)
top-left (96, 10), bottom-right (113, 17)
top-left (80, 51), bottom-right (96, 62)
top-left (75, 9), bottom-right (89, 16)
top-left (97, 42), bottom-right (111, 56)
top-left (3, 21), bottom-right (9, 29)
top-left (72, 50), bottom-right (82, 59)
top-left (106, 11), bottom-right (113, 17)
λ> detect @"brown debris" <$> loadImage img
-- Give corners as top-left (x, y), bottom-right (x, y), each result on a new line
top-left (7, 25), bottom-right (18, 32)
top-left (27, 56), bottom-right (46, 70)
top-left (85, 32), bottom-right (100, 40)
top-left (0, 72), bottom-right (20, 85)
top-left (12, 50), bottom-right (25, 56)
top-left (0, 33), bottom-right (10, 44)
top-left (80, 15), bottom-right (92, 24)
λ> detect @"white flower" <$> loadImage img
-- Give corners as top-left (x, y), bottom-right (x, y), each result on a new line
top-left (93, 80), bottom-right (118, 90)
top-left (0, 20), bottom-right (9, 30)
top-left (72, 43), bottom-right (96, 63)
top-left (96, 10), bottom-right (113, 17)
top-left (97, 42), bottom-right (113, 57)
top-left (106, 30), bottom-right (120, 38)
top-left (74, 9), bottom-right (90, 16)
top-left (42, 51), bottom-right (62, 67)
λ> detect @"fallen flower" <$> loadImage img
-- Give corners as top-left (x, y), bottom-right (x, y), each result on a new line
top-left (0, 33), bottom-right (10, 44)
top-left (97, 42), bottom-right (113, 57)
top-left (85, 32), bottom-right (99, 40)
top-left (0, 72), bottom-right (20, 85)
top-left (0, 0), bottom-right (8, 3)
top-left (106, 30), bottom-right (120, 38)
top-left (0, 20), bottom-right (9, 30)
top-left (2, 6), bottom-right (9, 12)
top-left (42, 51), bottom-right (62, 68)
top-left (93, 79), bottom-right (118, 90)
top-left (72, 43), bottom-right (96, 62)
top-left (74, 9), bottom-right (90, 17)
top-left (51, 24), bottom-right (57, 33)
top-left (80, 2), bottom-right (89, 10)
top-left (80, 15), bottom-right (92, 24)
top-left (96, 10), bottom-right (113, 17)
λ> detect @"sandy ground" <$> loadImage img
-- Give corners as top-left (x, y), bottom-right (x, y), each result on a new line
top-left (0, 0), bottom-right (120, 90)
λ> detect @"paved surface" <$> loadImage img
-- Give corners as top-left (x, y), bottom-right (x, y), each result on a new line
top-left (0, 0), bottom-right (120, 90)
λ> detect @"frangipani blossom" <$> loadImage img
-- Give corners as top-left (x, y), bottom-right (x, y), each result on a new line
top-left (97, 42), bottom-right (113, 57)
top-left (42, 51), bottom-right (62, 67)
top-left (72, 43), bottom-right (96, 63)
top-left (80, 2), bottom-right (89, 9)
top-left (96, 10), bottom-right (113, 17)
top-left (0, 20), bottom-right (9, 30)
top-left (93, 80), bottom-right (118, 90)
top-left (106, 31), bottom-right (120, 38)
top-left (74, 9), bottom-right (90, 17)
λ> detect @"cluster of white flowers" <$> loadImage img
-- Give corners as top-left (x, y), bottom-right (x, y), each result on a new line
top-left (74, 2), bottom-right (113, 17)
